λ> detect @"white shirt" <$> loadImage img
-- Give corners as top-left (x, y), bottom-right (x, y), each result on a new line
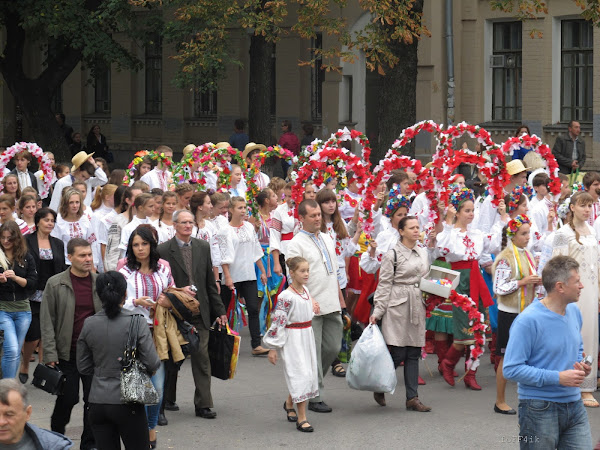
top-left (151, 219), bottom-right (175, 245)
top-left (49, 168), bottom-right (108, 211)
top-left (193, 219), bottom-right (221, 267)
top-left (225, 222), bottom-right (263, 283)
top-left (239, 172), bottom-right (270, 191)
top-left (338, 189), bottom-right (361, 221)
top-left (360, 228), bottom-right (400, 274)
top-left (269, 203), bottom-right (297, 256)
top-left (409, 191), bottom-right (430, 230)
top-left (16, 170), bottom-right (31, 188)
top-left (51, 214), bottom-right (92, 264)
top-left (140, 168), bottom-right (171, 191)
top-left (119, 217), bottom-right (149, 253)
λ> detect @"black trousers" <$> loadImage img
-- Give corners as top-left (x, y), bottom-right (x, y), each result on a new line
top-left (220, 280), bottom-right (261, 348)
top-left (389, 346), bottom-right (421, 400)
top-left (89, 403), bottom-right (149, 450)
top-left (51, 357), bottom-right (95, 449)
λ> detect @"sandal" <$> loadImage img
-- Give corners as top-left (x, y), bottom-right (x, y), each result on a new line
top-left (296, 420), bottom-right (314, 432)
top-left (283, 402), bottom-right (297, 422)
top-left (582, 398), bottom-right (599, 408)
top-left (331, 363), bottom-right (346, 377)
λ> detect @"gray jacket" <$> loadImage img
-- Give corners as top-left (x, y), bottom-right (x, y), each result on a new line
top-left (25, 423), bottom-right (73, 449)
top-left (76, 310), bottom-right (160, 404)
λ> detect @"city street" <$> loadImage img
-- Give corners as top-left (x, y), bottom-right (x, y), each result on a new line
top-left (26, 327), bottom-right (599, 449)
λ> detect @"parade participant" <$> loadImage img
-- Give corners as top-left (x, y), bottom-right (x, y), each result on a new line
top-left (77, 270), bottom-right (160, 450)
top-left (10, 151), bottom-right (37, 191)
top-left (220, 197), bottom-right (268, 354)
top-left (338, 171), bottom-right (362, 221)
top-left (152, 191), bottom-right (177, 244)
top-left (0, 221), bottom-right (37, 379)
top-left (51, 188), bottom-right (92, 264)
top-left (190, 192), bottom-right (221, 289)
top-left (268, 177), bottom-right (286, 204)
top-left (19, 208), bottom-right (66, 384)
top-left (119, 226), bottom-right (174, 446)
top-left (528, 172), bottom-right (550, 210)
top-left (437, 188), bottom-right (507, 390)
top-left (90, 183), bottom-right (116, 217)
top-left (504, 186), bottom-right (546, 254)
top-left (271, 182), bottom-right (296, 279)
top-left (132, 156), bottom-right (153, 184)
top-left (41, 239), bottom-right (101, 450)
top-left (491, 215), bottom-right (540, 415)
top-left (242, 142), bottom-right (270, 189)
top-left (552, 191), bottom-right (599, 406)
top-left (503, 255), bottom-right (593, 449)
top-left (17, 195), bottom-right (36, 235)
top-left (148, 188), bottom-right (164, 222)
top-left (0, 195), bottom-right (29, 235)
top-left (102, 185), bottom-right (133, 271)
top-left (264, 256), bottom-right (319, 432)
top-left (369, 216), bottom-right (433, 411)
top-left (287, 200), bottom-right (344, 413)
top-left (303, 181), bottom-right (316, 201)
top-left (140, 146), bottom-right (173, 191)
top-left (2, 174), bottom-right (21, 201)
top-left (175, 183), bottom-right (194, 211)
top-left (119, 193), bottom-right (155, 258)
top-left (582, 171), bottom-right (600, 226)
top-left (157, 210), bottom-right (228, 420)
top-left (50, 152), bottom-right (108, 211)
top-left (228, 165), bottom-right (246, 197)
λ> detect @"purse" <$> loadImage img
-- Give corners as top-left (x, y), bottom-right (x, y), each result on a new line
top-left (32, 364), bottom-right (66, 395)
top-left (120, 315), bottom-right (159, 405)
top-left (176, 318), bottom-right (200, 355)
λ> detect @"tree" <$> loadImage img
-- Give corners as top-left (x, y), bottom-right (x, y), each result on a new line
top-left (0, 0), bottom-right (157, 159)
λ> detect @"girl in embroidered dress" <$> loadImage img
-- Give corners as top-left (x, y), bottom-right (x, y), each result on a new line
top-left (437, 188), bottom-right (507, 390)
top-left (52, 187), bottom-right (91, 264)
top-left (492, 215), bottom-right (540, 415)
top-left (119, 193), bottom-right (155, 258)
top-left (190, 191), bottom-right (222, 290)
top-left (271, 182), bottom-right (297, 280)
top-left (151, 191), bottom-right (177, 244)
top-left (174, 183), bottom-right (194, 211)
top-left (264, 256), bottom-right (320, 432)
top-left (0, 195), bottom-right (29, 236)
top-left (228, 165), bottom-right (246, 198)
top-left (17, 195), bottom-right (36, 235)
top-left (2, 174), bottom-right (21, 201)
top-left (552, 191), bottom-right (599, 406)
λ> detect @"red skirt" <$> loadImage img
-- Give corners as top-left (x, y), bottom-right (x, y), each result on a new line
top-left (353, 270), bottom-right (378, 324)
top-left (347, 255), bottom-right (375, 294)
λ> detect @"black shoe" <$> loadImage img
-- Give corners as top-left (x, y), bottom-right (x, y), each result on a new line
top-left (494, 404), bottom-right (516, 415)
top-left (149, 439), bottom-right (157, 449)
top-left (164, 401), bottom-right (179, 411)
top-left (308, 401), bottom-right (332, 413)
top-left (195, 408), bottom-right (217, 419)
top-left (157, 412), bottom-right (168, 426)
top-left (18, 373), bottom-right (28, 384)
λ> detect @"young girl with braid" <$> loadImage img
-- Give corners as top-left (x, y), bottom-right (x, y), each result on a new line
top-left (492, 215), bottom-right (540, 415)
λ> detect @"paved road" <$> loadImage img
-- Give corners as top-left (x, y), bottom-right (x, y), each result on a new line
top-left (26, 327), bottom-right (599, 449)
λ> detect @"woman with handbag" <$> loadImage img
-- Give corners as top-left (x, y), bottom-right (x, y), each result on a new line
top-left (119, 225), bottom-right (174, 448)
top-left (77, 271), bottom-right (160, 450)
top-left (368, 216), bottom-right (433, 411)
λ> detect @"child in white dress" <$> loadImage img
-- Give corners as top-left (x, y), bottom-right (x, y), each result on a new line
top-left (263, 256), bottom-right (320, 432)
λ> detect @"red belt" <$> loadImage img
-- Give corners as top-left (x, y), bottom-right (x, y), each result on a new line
top-left (286, 320), bottom-right (312, 329)
top-left (450, 260), bottom-right (493, 308)
top-left (282, 232), bottom-right (294, 241)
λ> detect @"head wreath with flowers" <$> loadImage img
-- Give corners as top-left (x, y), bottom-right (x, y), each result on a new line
top-left (0, 143), bottom-right (53, 198)
top-left (449, 187), bottom-right (474, 209)
top-left (507, 185), bottom-right (533, 215)
top-left (170, 143), bottom-right (217, 191)
top-left (384, 185), bottom-right (412, 218)
top-left (507, 214), bottom-right (531, 237)
top-left (124, 150), bottom-right (173, 186)
top-left (572, 182), bottom-right (585, 193)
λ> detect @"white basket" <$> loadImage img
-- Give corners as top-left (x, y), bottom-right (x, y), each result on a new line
top-left (419, 266), bottom-right (461, 299)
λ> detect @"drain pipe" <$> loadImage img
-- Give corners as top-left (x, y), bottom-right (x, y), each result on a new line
top-left (445, 0), bottom-right (455, 126)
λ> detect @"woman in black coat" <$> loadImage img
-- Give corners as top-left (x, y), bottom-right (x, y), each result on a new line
top-left (87, 124), bottom-right (112, 163)
top-left (19, 208), bottom-right (66, 383)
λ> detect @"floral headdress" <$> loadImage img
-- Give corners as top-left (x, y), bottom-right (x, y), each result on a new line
top-left (572, 182), bottom-right (584, 193)
top-left (384, 184), bottom-right (411, 218)
top-left (507, 185), bottom-right (533, 215)
top-left (449, 187), bottom-right (474, 209)
top-left (557, 198), bottom-right (571, 220)
top-left (507, 214), bottom-right (531, 237)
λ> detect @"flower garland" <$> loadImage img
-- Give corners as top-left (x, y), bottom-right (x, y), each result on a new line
top-left (501, 134), bottom-right (561, 197)
top-left (123, 150), bottom-right (173, 186)
top-left (448, 290), bottom-right (487, 370)
top-left (291, 140), bottom-right (323, 173)
top-left (0, 143), bottom-right (54, 199)
top-left (170, 143), bottom-right (216, 191)
top-left (210, 145), bottom-right (246, 192)
top-left (322, 127), bottom-right (373, 169)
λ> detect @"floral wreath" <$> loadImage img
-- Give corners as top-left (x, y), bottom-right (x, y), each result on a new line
top-left (244, 145), bottom-right (294, 218)
top-left (0, 143), bottom-right (53, 199)
top-left (501, 134), bottom-right (561, 196)
top-left (384, 185), bottom-right (411, 218)
top-left (507, 214), bottom-right (531, 237)
top-left (507, 185), bottom-right (534, 215)
top-left (124, 150), bottom-right (173, 186)
top-left (449, 187), bottom-right (475, 208)
top-left (322, 127), bottom-right (373, 169)
top-left (170, 143), bottom-right (216, 191)
top-left (291, 140), bottom-right (323, 173)
top-left (210, 145), bottom-right (246, 192)
top-left (572, 181), bottom-right (584, 193)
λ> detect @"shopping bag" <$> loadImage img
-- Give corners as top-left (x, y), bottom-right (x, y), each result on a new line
top-left (208, 323), bottom-right (241, 380)
top-left (346, 324), bottom-right (397, 394)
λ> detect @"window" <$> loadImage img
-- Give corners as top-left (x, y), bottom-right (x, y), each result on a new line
top-left (492, 22), bottom-right (522, 121)
top-left (311, 33), bottom-right (324, 122)
top-left (94, 65), bottom-right (111, 113)
top-left (561, 20), bottom-right (593, 122)
top-left (145, 36), bottom-right (162, 114)
top-left (193, 89), bottom-right (217, 117)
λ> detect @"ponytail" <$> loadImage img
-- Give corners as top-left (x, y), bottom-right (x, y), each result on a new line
top-left (500, 225), bottom-right (508, 250)
top-left (96, 271), bottom-right (127, 319)
top-left (91, 185), bottom-right (104, 211)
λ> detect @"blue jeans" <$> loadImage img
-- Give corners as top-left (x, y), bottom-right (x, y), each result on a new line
top-left (0, 310), bottom-right (32, 379)
top-left (145, 362), bottom-right (165, 430)
top-left (518, 399), bottom-right (592, 449)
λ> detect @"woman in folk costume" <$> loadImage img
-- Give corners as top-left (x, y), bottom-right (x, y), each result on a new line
top-left (437, 188), bottom-right (507, 390)
top-left (271, 182), bottom-right (297, 280)
top-left (552, 191), bottom-right (599, 407)
top-left (492, 215), bottom-right (540, 415)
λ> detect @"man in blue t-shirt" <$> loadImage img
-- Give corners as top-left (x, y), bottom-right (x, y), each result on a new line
top-left (504, 255), bottom-right (593, 449)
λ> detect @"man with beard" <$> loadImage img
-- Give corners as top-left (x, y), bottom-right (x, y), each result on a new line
top-left (582, 171), bottom-right (600, 226)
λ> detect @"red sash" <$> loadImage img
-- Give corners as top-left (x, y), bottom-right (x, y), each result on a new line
top-left (286, 321), bottom-right (312, 329)
top-left (281, 232), bottom-right (294, 241)
top-left (450, 260), bottom-right (493, 308)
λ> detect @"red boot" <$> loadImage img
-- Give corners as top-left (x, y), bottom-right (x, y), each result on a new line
top-left (434, 340), bottom-right (458, 377)
top-left (425, 330), bottom-right (435, 354)
top-left (464, 369), bottom-right (482, 390)
top-left (440, 345), bottom-right (462, 387)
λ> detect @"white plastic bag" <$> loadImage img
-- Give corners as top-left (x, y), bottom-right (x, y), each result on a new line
top-left (346, 324), bottom-right (397, 394)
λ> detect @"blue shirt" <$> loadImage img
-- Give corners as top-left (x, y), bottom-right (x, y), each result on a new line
top-left (228, 132), bottom-right (249, 151)
top-left (503, 300), bottom-right (584, 403)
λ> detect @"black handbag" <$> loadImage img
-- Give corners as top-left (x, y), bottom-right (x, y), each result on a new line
top-left (32, 364), bottom-right (66, 395)
top-left (208, 323), bottom-right (239, 380)
top-left (176, 318), bottom-right (200, 355)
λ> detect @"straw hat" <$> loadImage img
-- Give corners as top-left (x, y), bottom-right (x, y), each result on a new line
top-left (506, 159), bottom-right (530, 176)
top-left (71, 151), bottom-right (94, 172)
top-left (523, 151), bottom-right (545, 171)
top-left (182, 144), bottom-right (196, 157)
top-left (242, 142), bottom-right (267, 160)
top-left (215, 142), bottom-right (231, 150)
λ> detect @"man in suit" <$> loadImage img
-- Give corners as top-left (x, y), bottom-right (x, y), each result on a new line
top-left (552, 120), bottom-right (586, 174)
top-left (157, 210), bottom-right (227, 419)
top-left (10, 151), bottom-right (38, 191)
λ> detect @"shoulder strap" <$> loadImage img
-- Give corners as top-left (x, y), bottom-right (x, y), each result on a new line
top-left (392, 249), bottom-right (397, 277)
top-left (127, 314), bottom-right (141, 352)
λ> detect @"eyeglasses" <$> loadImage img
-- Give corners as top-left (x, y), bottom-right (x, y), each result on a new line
top-left (176, 221), bottom-right (195, 226)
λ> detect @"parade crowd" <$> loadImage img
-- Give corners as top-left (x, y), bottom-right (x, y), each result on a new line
top-left (0, 117), bottom-right (597, 450)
